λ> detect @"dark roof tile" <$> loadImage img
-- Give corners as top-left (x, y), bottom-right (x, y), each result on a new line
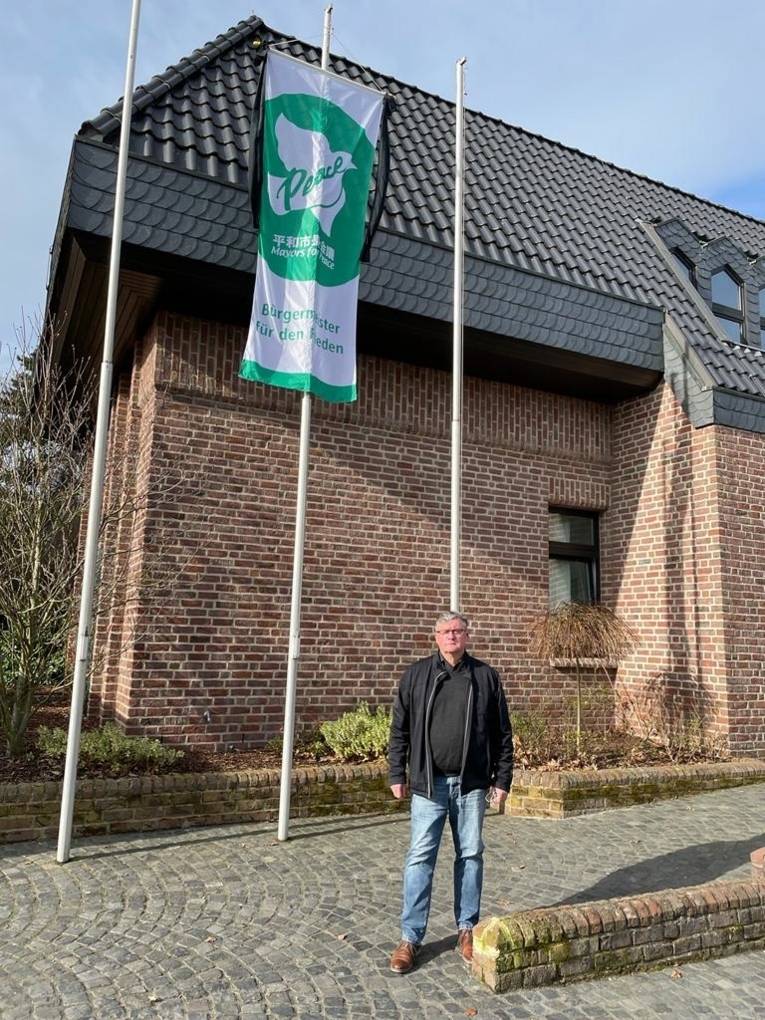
top-left (74, 12), bottom-right (765, 398)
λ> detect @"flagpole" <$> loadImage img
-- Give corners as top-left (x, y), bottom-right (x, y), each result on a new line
top-left (56, 0), bottom-right (143, 864)
top-left (277, 4), bottom-right (333, 843)
top-left (450, 58), bottom-right (466, 614)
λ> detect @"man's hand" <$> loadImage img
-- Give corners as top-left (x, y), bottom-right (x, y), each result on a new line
top-left (390, 783), bottom-right (408, 799)
top-left (489, 787), bottom-right (508, 807)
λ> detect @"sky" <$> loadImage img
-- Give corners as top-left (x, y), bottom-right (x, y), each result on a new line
top-left (3, 0), bottom-right (765, 370)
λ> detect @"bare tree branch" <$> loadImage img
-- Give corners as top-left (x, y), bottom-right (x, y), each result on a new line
top-left (0, 321), bottom-right (209, 755)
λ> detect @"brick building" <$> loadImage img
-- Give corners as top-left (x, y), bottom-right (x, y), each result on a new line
top-left (47, 15), bottom-right (765, 756)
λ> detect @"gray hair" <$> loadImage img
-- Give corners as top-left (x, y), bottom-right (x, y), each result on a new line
top-left (434, 611), bottom-right (469, 633)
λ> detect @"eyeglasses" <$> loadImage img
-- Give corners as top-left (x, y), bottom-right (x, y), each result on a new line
top-left (437, 628), bottom-right (467, 637)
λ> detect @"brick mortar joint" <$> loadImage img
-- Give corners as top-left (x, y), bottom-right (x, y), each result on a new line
top-left (0, 759), bottom-right (390, 801)
top-left (473, 876), bottom-right (765, 966)
top-left (511, 758), bottom-right (765, 791)
top-left (157, 379), bottom-right (613, 468)
top-left (4, 759), bottom-right (764, 804)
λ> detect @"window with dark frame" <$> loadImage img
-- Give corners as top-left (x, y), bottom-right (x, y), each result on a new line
top-left (711, 266), bottom-right (744, 343)
top-left (759, 288), bottom-right (765, 349)
top-left (549, 509), bottom-right (599, 608)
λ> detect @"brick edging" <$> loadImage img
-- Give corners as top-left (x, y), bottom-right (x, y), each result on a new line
top-left (508, 759), bottom-right (765, 818)
top-left (0, 760), bottom-right (399, 844)
top-left (2, 758), bottom-right (764, 843)
top-left (473, 866), bottom-right (765, 992)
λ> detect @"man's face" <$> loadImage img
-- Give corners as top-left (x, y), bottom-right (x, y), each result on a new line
top-left (434, 619), bottom-right (469, 660)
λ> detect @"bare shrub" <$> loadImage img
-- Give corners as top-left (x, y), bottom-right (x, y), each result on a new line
top-left (0, 325), bottom-right (94, 755)
top-left (0, 322), bottom-right (208, 756)
top-left (529, 602), bottom-right (638, 754)
top-left (617, 673), bottom-right (728, 762)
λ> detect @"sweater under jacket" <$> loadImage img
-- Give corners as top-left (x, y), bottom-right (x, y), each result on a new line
top-left (388, 651), bottom-right (514, 800)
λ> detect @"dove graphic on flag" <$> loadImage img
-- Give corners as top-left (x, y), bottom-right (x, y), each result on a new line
top-left (267, 114), bottom-right (356, 236)
top-left (241, 49), bottom-right (385, 403)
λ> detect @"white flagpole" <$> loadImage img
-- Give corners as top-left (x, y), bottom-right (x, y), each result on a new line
top-left (277, 4), bottom-right (333, 843)
top-left (450, 58), bottom-right (466, 614)
top-left (56, 0), bottom-right (143, 864)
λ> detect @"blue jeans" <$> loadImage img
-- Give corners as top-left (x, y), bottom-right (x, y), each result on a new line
top-left (401, 775), bottom-right (487, 944)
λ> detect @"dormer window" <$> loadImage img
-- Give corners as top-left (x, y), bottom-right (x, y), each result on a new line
top-left (711, 267), bottom-right (744, 342)
top-left (672, 249), bottom-right (696, 286)
top-left (759, 289), bottom-right (765, 349)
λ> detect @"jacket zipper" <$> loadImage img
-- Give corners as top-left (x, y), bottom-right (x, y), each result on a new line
top-left (458, 680), bottom-right (474, 784)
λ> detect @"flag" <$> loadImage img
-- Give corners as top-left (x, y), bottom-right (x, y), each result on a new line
top-left (241, 50), bottom-right (386, 403)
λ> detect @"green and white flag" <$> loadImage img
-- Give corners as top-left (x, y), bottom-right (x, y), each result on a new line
top-left (240, 50), bottom-right (385, 403)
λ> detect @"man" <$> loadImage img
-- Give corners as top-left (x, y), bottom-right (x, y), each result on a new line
top-left (388, 611), bottom-right (514, 974)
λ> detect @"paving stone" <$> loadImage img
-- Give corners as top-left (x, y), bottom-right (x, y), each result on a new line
top-left (2, 785), bottom-right (765, 1017)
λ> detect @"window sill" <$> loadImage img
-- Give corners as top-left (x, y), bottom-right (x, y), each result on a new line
top-left (549, 658), bottom-right (617, 669)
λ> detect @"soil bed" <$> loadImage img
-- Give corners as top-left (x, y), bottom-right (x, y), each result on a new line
top-left (0, 699), bottom-right (729, 785)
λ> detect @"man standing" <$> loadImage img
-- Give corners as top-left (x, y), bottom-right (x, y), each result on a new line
top-left (388, 612), bottom-right (514, 974)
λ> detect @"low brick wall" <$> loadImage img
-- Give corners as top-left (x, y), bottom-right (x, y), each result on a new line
top-left (0, 761), bottom-right (403, 844)
top-left (3, 758), bottom-right (765, 844)
top-left (473, 867), bottom-right (765, 992)
top-left (508, 760), bottom-right (765, 818)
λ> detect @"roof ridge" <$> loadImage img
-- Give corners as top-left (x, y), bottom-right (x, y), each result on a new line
top-left (328, 32), bottom-right (765, 235)
top-left (385, 68), bottom-right (765, 234)
top-left (81, 15), bottom-right (269, 139)
top-left (308, 24), bottom-right (765, 234)
top-left (466, 106), bottom-right (765, 234)
top-left (81, 11), bottom-right (765, 235)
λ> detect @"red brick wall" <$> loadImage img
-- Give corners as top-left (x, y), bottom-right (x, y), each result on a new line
top-left (89, 311), bottom-right (613, 750)
top-left (605, 383), bottom-right (730, 745)
top-left (715, 427), bottom-right (765, 757)
top-left (89, 334), bottom-right (158, 726)
top-left (88, 311), bottom-right (765, 757)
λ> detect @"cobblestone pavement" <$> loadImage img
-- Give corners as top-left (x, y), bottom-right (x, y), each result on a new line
top-left (1, 784), bottom-right (765, 1019)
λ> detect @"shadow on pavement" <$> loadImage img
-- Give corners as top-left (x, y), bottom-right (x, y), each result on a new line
top-left (557, 833), bottom-right (765, 905)
top-left (289, 813), bottom-right (407, 841)
top-left (5, 811), bottom-right (410, 864)
top-left (416, 934), bottom-right (459, 966)
top-left (372, 935), bottom-right (457, 978)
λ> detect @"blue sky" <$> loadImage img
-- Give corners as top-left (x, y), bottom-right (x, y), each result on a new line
top-left (3, 0), bottom-right (765, 369)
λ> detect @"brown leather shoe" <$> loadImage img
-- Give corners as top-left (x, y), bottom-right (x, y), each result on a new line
top-left (390, 940), bottom-right (419, 974)
top-left (457, 928), bottom-right (473, 962)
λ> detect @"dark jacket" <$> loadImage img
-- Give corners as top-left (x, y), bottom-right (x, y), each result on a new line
top-left (388, 651), bottom-right (514, 799)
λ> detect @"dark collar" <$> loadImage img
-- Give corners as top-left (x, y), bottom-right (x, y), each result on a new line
top-left (436, 651), bottom-right (470, 673)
